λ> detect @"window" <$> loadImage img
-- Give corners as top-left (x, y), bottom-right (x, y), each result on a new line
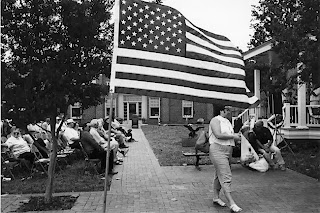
top-left (182, 100), bottom-right (193, 118)
top-left (149, 97), bottom-right (160, 118)
top-left (70, 102), bottom-right (82, 119)
top-left (105, 97), bottom-right (116, 116)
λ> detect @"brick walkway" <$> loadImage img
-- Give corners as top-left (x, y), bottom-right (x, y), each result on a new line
top-left (1, 128), bottom-right (320, 213)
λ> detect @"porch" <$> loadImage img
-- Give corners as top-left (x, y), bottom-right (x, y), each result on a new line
top-left (241, 41), bottom-right (320, 140)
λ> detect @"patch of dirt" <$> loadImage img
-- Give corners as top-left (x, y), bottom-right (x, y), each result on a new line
top-left (15, 195), bottom-right (78, 212)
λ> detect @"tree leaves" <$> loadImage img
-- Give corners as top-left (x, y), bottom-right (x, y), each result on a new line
top-left (1, 0), bottom-right (113, 125)
top-left (249, 0), bottom-right (320, 90)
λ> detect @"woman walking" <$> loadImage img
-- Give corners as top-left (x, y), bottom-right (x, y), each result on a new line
top-left (209, 105), bottom-right (242, 212)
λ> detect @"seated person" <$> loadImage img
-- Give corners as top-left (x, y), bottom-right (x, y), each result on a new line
top-left (22, 129), bottom-right (49, 158)
top-left (87, 119), bottom-right (124, 162)
top-left (102, 117), bottom-right (129, 149)
top-left (126, 129), bottom-right (137, 142)
top-left (63, 119), bottom-right (81, 149)
top-left (248, 120), bottom-right (286, 171)
top-left (80, 123), bottom-right (117, 175)
top-left (4, 127), bottom-right (35, 167)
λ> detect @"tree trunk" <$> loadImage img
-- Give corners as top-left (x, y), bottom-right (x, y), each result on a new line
top-left (44, 115), bottom-right (58, 203)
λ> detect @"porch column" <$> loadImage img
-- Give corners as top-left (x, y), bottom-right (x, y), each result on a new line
top-left (283, 102), bottom-right (291, 128)
top-left (118, 94), bottom-right (124, 119)
top-left (142, 96), bottom-right (148, 120)
top-left (297, 82), bottom-right (308, 129)
top-left (254, 69), bottom-right (261, 117)
top-left (254, 69), bottom-right (261, 99)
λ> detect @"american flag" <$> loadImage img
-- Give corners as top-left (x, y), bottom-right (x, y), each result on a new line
top-left (110, 0), bottom-right (258, 108)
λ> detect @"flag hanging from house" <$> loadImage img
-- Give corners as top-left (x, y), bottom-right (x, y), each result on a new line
top-left (110, 0), bottom-right (258, 108)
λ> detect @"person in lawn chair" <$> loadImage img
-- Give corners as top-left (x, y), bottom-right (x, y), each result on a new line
top-left (248, 120), bottom-right (286, 171)
top-left (4, 127), bottom-right (36, 168)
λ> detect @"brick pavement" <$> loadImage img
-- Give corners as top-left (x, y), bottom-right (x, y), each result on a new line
top-left (1, 128), bottom-right (320, 213)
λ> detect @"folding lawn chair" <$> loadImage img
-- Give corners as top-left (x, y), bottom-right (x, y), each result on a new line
top-left (79, 142), bottom-right (100, 175)
top-left (30, 145), bottom-right (50, 176)
top-left (1, 151), bottom-right (20, 179)
top-left (1, 148), bottom-right (31, 179)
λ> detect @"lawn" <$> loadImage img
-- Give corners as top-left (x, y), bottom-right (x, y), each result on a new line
top-left (141, 125), bottom-right (320, 181)
top-left (1, 150), bottom-right (110, 195)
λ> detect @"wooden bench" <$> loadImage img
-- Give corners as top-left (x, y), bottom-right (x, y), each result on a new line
top-left (183, 152), bottom-right (209, 170)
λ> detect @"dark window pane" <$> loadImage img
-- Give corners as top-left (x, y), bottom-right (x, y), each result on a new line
top-left (151, 108), bottom-right (159, 116)
top-left (183, 107), bottom-right (192, 116)
top-left (72, 108), bottom-right (81, 117)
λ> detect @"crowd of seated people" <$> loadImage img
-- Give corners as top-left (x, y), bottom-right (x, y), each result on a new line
top-left (1, 115), bottom-right (134, 177)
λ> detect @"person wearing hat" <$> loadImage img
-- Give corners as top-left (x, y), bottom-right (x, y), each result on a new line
top-left (63, 119), bottom-right (81, 149)
top-left (87, 119), bottom-right (122, 165)
top-left (248, 120), bottom-right (286, 171)
top-left (80, 123), bottom-right (117, 175)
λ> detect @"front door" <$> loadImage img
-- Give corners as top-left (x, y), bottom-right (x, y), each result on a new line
top-left (129, 103), bottom-right (137, 119)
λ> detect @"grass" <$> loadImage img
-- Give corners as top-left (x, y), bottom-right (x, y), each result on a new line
top-left (141, 124), bottom-right (212, 166)
top-left (141, 125), bottom-right (320, 181)
top-left (1, 151), bottom-right (110, 195)
top-left (280, 140), bottom-right (320, 180)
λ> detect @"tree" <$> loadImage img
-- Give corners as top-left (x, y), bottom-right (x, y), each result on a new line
top-left (249, 0), bottom-right (320, 96)
top-left (1, 0), bottom-right (113, 202)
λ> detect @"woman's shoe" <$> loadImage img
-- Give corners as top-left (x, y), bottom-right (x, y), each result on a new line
top-left (115, 160), bottom-right (122, 165)
top-left (213, 198), bottom-right (226, 207)
top-left (230, 204), bottom-right (242, 213)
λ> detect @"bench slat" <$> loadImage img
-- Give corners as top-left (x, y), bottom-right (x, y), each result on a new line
top-left (183, 152), bottom-right (209, 157)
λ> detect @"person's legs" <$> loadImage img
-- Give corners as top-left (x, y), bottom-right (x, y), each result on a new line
top-left (116, 133), bottom-right (129, 148)
top-left (89, 150), bottom-right (107, 172)
top-left (18, 152), bottom-right (36, 168)
top-left (269, 145), bottom-right (285, 170)
top-left (209, 143), bottom-right (240, 210)
top-left (259, 149), bottom-right (275, 167)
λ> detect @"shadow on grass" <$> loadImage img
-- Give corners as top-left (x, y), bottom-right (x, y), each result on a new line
top-left (1, 153), bottom-right (111, 194)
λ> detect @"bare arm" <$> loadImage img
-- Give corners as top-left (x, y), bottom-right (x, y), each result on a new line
top-left (210, 118), bottom-right (239, 140)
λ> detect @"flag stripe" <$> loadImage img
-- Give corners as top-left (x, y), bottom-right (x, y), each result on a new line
top-left (115, 87), bottom-right (251, 108)
top-left (186, 39), bottom-right (243, 69)
top-left (114, 71), bottom-right (246, 94)
top-left (116, 48), bottom-right (245, 77)
top-left (117, 55), bottom-right (244, 80)
top-left (186, 32), bottom-right (243, 61)
top-left (186, 43), bottom-right (244, 68)
top-left (112, 79), bottom-right (251, 103)
top-left (186, 21), bottom-right (239, 53)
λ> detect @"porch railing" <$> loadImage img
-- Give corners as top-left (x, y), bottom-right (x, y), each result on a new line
top-left (283, 104), bottom-right (320, 127)
top-left (234, 104), bottom-right (320, 128)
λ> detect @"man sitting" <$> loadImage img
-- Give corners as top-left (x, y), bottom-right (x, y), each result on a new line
top-left (80, 123), bottom-right (117, 175)
top-left (63, 119), bottom-right (81, 149)
top-left (248, 120), bottom-right (286, 171)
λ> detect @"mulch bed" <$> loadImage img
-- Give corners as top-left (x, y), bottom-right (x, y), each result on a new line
top-left (15, 195), bottom-right (78, 212)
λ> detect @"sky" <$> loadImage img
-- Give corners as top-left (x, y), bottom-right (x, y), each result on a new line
top-left (162, 0), bottom-right (260, 52)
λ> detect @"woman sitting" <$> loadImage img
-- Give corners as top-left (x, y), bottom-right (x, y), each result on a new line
top-left (4, 127), bottom-right (35, 167)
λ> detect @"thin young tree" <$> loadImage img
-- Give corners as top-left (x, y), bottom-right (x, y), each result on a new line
top-left (1, 0), bottom-right (113, 202)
